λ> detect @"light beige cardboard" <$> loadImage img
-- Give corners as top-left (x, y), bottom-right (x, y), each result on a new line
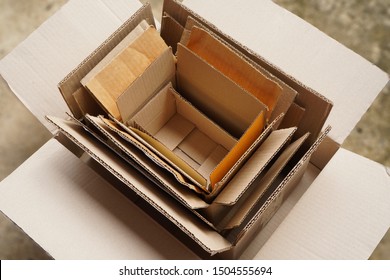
top-left (117, 47), bottom-right (176, 125)
top-left (0, 0), bottom-right (147, 132)
top-left (0, 0), bottom-right (388, 260)
top-left (222, 133), bottom-right (309, 230)
top-left (255, 148), bottom-right (390, 260)
top-left (57, 2), bottom-right (155, 120)
top-left (45, 115), bottom-right (233, 254)
top-left (0, 139), bottom-right (197, 259)
top-left (214, 127), bottom-right (297, 206)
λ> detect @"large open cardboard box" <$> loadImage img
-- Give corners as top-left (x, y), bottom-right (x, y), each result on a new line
top-left (0, 0), bottom-right (389, 259)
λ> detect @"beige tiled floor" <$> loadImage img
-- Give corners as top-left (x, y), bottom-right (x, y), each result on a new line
top-left (0, 0), bottom-right (389, 259)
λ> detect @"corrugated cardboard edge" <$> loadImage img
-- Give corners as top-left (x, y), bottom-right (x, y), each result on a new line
top-left (220, 126), bottom-right (331, 259)
top-left (45, 115), bottom-right (233, 256)
top-left (58, 3), bottom-right (155, 119)
top-left (163, 0), bottom-right (333, 148)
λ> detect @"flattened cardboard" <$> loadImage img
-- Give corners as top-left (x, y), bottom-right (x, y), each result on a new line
top-left (57, 3), bottom-right (155, 120)
top-left (85, 114), bottom-right (209, 209)
top-left (81, 26), bottom-right (169, 120)
top-left (222, 133), bottom-right (309, 230)
top-left (255, 148), bottom-right (390, 259)
top-left (214, 127), bottom-right (297, 206)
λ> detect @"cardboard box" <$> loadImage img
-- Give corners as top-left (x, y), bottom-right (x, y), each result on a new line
top-left (0, 0), bottom-right (389, 259)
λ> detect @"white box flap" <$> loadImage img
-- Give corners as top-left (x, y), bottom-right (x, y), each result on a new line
top-left (0, 139), bottom-right (197, 259)
top-left (183, 0), bottom-right (389, 145)
top-left (0, 0), bottom-right (143, 133)
top-left (255, 148), bottom-right (390, 259)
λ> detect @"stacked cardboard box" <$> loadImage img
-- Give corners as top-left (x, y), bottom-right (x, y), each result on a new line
top-left (0, 0), bottom-right (388, 259)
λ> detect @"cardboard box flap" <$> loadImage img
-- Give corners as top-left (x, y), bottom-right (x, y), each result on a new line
top-left (46, 116), bottom-right (233, 254)
top-left (0, 139), bottom-right (197, 259)
top-left (183, 0), bottom-right (389, 145)
top-left (255, 148), bottom-right (390, 259)
top-left (0, 0), bottom-right (145, 133)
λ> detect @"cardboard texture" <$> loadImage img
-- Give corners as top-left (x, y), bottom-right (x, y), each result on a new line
top-left (0, 0), bottom-right (389, 259)
top-left (81, 26), bottom-right (168, 120)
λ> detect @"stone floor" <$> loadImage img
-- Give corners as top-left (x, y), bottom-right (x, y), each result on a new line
top-left (0, 0), bottom-right (389, 259)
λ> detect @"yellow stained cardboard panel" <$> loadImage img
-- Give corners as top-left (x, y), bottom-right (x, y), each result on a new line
top-left (185, 26), bottom-right (282, 119)
top-left (82, 26), bottom-right (169, 120)
top-left (176, 43), bottom-right (266, 138)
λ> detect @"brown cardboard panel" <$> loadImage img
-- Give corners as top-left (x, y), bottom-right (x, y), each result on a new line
top-left (81, 20), bottom-right (150, 87)
top-left (82, 26), bottom-right (169, 120)
top-left (72, 87), bottom-right (105, 117)
top-left (176, 43), bottom-right (266, 138)
top-left (279, 102), bottom-right (306, 130)
top-left (234, 126), bottom-right (331, 243)
top-left (185, 26), bottom-right (282, 120)
top-left (310, 135), bottom-right (340, 170)
top-left (160, 12), bottom-right (184, 54)
top-left (58, 3), bottom-right (155, 119)
top-left (162, 0), bottom-right (331, 147)
top-left (214, 127), bottom-right (298, 206)
top-left (45, 115), bottom-right (232, 254)
top-left (117, 48), bottom-right (176, 125)
top-left (155, 115), bottom-right (195, 151)
top-left (223, 132), bottom-right (309, 230)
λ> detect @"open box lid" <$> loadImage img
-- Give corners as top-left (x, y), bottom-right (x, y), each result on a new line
top-left (0, 0), bottom-right (389, 259)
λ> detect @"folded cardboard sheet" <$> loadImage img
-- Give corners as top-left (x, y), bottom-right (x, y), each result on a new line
top-left (0, 0), bottom-right (389, 259)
